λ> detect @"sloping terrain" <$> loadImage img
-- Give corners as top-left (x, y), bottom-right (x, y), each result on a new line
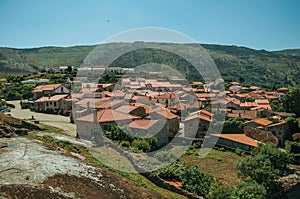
top-left (0, 137), bottom-right (167, 199)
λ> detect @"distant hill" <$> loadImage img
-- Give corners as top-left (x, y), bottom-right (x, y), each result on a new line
top-left (0, 43), bottom-right (299, 89)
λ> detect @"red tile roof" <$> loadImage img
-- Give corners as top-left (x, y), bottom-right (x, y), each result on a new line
top-left (129, 120), bottom-right (158, 130)
top-left (252, 118), bottom-right (273, 126)
top-left (76, 109), bottom-right (140, 123)
top-left (156, 109), bottom-right (179, 119)
top-left (277, 87), bottom-right (289, 91)
top-left (115, 105), bottom-right (139, 114)
top-left (35, 94), bottom-right (68, 102)
top-left (212, 133), bottom-right (258, 147)
top-left (33, 84), bottom-right (63, 93)
top-left (155, 92), bottom-right (177, 100)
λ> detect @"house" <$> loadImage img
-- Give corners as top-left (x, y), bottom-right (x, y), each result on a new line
top-left (277, 87), bottom-right (289, 93)
top-left (245, 118), bottom-right (273, 128)
top-left (115, 105), bottom-right (146, 118)
top-left (226, 109), bottom-right (260, 120)
top-left (245, 118), bottom-right (290, 146)
top-left (266, 122), bottom-right (290, 146)
top-left (96, 84), bottom-right (115, 92)
top-left (122, 68), bottom-right (135, 74)
top-left (255, 99), bottom-right (272, 110)
top-left (151, 108), bottom-right (180, 139)
top-left (129, 119), bottom-right (168, 145)
top-left (21, 79), bottom-right (49, 84)
top-left (59, 66), bottom-right (73, 74)
top-left (105, 67), bottom-right (123, 74)
top-left (76, 109), bottom-right (140, 139)
top-left (77, 67), bottom-right (105, 76)
top-left (33, 84), bottom-right (69, 100)
top-left (183, 109), bottom-right (213, 139)
top-left (34, 94), bottom-right (69, 113)
top-left (155, 92), bottom-right (178, 107)
top-left (208, 134), bottom-right (258, 151)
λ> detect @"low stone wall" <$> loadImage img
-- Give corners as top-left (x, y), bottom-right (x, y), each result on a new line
top-left (145, 173), bottom-right (204, 199)
top-left (102, 137), bottom-right (203, 199)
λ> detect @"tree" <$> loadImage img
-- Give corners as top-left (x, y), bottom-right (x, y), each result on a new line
top-left (182, 166), bottom-right (212, 196)
top-left (235, 181), bottom-right (266, 199)
top-left (285, 116), bottom-right (300, 134)
top-left (239, 76), bottom-right (245, 83)
top-left (282, 89), bottom-right (300, 117)
top-left (223, 117), bottom-right (245, 133)
top-left (235, 144), bottom-right (291, 199)
top-left (132, 139), bottom-right (151, 153)
top-left (208, 183), bottom-right (233, 199)
top-left (270, 100), bottom-right (285, 112)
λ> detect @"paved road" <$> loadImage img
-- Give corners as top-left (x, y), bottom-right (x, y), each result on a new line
top-left (7, 100), bottom-right (76, 136)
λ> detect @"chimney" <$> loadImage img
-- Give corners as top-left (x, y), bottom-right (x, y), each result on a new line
top-left (86, 101), bottom-right (90, 110)
top-left (93, 109), bottom-right (98, 123)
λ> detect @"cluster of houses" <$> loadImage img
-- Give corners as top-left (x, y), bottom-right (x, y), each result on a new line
top-left (30, 71), bottom-right (295, 151)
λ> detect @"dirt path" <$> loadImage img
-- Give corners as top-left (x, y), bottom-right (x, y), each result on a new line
top-left (7, 100), bottom-right (76, 136)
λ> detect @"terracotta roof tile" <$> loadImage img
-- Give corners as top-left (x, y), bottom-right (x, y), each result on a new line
top-left (252, 118), bottom-right (273, 126)
top-left (35, 94), bottom-right (68, 103)
top-left (129, 120), bottom-right (158, 130)
top-left (76, 109), bottom-right (140, 123)
top-left (212, 133), bottom-right (258, 147)
top-left (33, 84), bottom-right (63, 92)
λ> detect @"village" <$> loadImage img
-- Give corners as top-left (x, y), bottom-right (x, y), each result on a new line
top-left (16, 65), bottom-right (298, 152)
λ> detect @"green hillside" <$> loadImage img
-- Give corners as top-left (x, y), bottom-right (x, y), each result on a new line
top-left (0, 43), bottom-right (299, 89)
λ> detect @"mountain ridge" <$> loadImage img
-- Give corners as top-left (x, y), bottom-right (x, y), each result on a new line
top-left (0, 43), bottom-right (299, 89)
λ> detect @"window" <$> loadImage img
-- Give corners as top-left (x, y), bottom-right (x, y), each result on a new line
top-left (61, 87), bottom-right (64, 92)
top-left (54, 102), bottom-right (57, 107)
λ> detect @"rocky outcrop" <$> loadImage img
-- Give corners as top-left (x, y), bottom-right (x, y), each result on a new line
top-left (0, 122), bottom-right (16, 138)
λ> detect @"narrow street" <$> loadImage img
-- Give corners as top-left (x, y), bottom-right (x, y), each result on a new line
top-left (7, 100), bottom-right (76, 137)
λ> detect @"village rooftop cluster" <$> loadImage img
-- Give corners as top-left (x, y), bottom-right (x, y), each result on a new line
top-left (26, 66), bottom-right (294, 151)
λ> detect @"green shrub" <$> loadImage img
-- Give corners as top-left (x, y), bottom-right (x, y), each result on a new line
top-left (132, 139), bottom-right (151, 153)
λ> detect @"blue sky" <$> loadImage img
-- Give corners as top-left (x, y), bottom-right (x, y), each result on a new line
top-left (0, 0), bottom-right (299, 50)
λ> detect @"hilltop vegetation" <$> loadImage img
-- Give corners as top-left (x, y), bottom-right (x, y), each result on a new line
top-left (0, 43), bottom-right (300, 89)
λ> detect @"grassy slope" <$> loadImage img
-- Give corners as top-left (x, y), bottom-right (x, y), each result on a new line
top-left (0, 43), bottom-right (300, 88)
top-left (180, 149), bottom-right (243, 187)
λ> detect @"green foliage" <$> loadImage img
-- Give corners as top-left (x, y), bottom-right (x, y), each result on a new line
top-left (266, 116), bottom-right (279, 124)
top-left (103, 125), bottom-right (158, 153)
top-left (245, 97), bottom-right (255, 102)
top-left (235, 181), bottom-right (267, 199)
top-left (156, 161), bottom-right (185, 180)
top-left (119, 140), bottom-right (130, 148)
top-left (223, 117), bottom-right (245, 133)
top-left (285, 116), bottom-right (300, 134)
top-left (1, 43), bottom-right (300, 89)
top-left (157, 162), bottom-right (212, 197)
top-left (153, 150), bottom-right (177, 163)
top-left (181, 166), bottom-right (212, 196)
top-left (132, 139), bottom-right (151, 153)
top-left (282, 89), bottom-right (300, 117)
top-left (270, 100), bottom-right (285, 112)
top-left (0, 99), bottom-right (6, 108)
top-left (207, 183), bottom-right (233, 199)
top-left (235, 144), bottom-right (290, 198)
top-left (285, 141), bottom-right (300, 164)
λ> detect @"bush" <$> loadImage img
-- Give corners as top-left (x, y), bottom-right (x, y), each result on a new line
top-left (235, 181), bottom-right (266, 199)
top-left (207, 183), bottom-right (233, 199)
top-left (132, 139), bottom-right (151, 153)
top-left (153, 150), bottom-right (177, 163)
top-left (182, 166), bottom-right (212, 196)
top-left (120, 140), bottom-right (130, 148)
